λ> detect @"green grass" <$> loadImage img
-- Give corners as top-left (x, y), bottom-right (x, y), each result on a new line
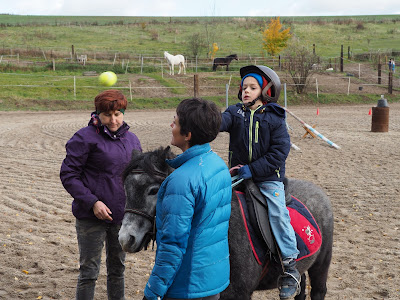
top-left (1, 15), bottom-right (399, 58)
top-left (0, 14), bottom-right (399, 111)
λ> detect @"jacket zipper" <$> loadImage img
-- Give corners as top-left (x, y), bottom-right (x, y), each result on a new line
top-left (248, 110), bottom-right (255, 162)
top-left (255, 121), bottom-right (259, 144)
top-left (248, 107), bottom-right (261, 162)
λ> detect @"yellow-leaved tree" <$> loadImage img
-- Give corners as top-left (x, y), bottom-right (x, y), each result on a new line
top-left (209, 42), bottom-right (219, 60)
top-left (262, 17), bottom-right (291, 56)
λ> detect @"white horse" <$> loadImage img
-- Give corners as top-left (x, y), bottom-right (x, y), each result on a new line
top-left (164, 51), bottom-right (186, 75)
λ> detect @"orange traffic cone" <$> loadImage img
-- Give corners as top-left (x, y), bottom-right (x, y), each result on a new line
top-left (317, 108), bottom-right (320, 116)
top-left (368, 108), bottom-right (372, 115)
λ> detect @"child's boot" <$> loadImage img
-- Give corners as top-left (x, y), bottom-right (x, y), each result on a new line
top-left (279, 258), bottom-right (301, 299)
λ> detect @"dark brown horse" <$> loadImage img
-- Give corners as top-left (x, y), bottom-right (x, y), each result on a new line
top-left (213, 54), bottom-right (238, 71)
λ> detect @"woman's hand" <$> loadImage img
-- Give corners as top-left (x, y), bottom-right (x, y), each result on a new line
top-left (93, 201), bottom-right (113, 221)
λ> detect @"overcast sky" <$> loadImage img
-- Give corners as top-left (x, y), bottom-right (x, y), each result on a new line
top-left (3, 0), bottom-right (400, 16)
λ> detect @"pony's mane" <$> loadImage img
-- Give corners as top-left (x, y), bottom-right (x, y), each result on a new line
top-left (122, 146), bottom-right (175, 182)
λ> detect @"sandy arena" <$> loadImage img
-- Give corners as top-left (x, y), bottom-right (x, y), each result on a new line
top-left (0, 103), bottom-right (399, 299)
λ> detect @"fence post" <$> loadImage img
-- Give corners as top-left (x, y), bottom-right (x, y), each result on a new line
top-left (129, 81), bottom-right (133, 101)
top-left (378, 62), bottom-right (382, 84)
top-left (225, 84), bottom-right (229, 109)
top-left (194, 74), bottom-right (199, 97)
top-left (73, 76), bottom-right (76, 99)
top-left (388, 71), bottom-right (393, 94)
top-left (347, 77), bottom-right (350, 95)
top-left (340, 45), bottom-right (344, 73)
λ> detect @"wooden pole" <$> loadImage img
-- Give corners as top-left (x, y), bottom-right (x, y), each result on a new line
top-left (194, 74), bottom-right (199, 97)
top-left (378, 64), bottom-right (382, 84)
top-left (388, 71), bottom-right (393, 94)
top-left (340, 45), bottom-right (344, 73)
top-left (378, 56), bottom-right (382, 84)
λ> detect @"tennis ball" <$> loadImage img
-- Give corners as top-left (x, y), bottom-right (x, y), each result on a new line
top-left (99, 71), bottom-right (117, 87)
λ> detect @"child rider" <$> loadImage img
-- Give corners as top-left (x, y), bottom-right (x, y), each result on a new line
top-left (220, 65), bottom-right (301, 299)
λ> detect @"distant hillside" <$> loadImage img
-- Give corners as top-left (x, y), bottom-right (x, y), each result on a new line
top-left (0, 14), bottom-right (399, 58)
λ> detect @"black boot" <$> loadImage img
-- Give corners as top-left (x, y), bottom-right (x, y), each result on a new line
top-left (278, 259), bottom-right (301, 299)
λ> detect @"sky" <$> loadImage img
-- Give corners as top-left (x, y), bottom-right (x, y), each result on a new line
top-left (2, 0), bottom-right (400, 17)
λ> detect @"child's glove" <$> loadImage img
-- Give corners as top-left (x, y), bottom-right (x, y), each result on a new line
top-left (238, 165), bottom-right (252, 179)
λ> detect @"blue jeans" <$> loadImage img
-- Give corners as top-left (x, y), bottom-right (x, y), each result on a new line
top-left (257, 181), bottom-right (299, 260)
top-left (75, 218), bottom-right (126, 300)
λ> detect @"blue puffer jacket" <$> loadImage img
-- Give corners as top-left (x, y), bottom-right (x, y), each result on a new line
top-left (60, 112), bottom-right (142, 224)
top-left (144, 143), bottom-right (232, 300)
top-left (220, 102), bottom-right (290, 183)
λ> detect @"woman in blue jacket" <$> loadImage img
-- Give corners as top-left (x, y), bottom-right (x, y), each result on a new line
top-left (60, 89), bottom-right (142, 300)
top-left (143, 98), bottom-right (232, 300)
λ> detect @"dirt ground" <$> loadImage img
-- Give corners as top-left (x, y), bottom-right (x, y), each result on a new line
top-left (0, 102), bottom-right (399, 300)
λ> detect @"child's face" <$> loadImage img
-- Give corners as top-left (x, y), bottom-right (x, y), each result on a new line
top-left (242, 76), bottom-right (263, 107)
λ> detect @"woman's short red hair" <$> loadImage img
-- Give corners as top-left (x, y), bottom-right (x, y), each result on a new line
top-left (94, 89), bottom-right (127, 113)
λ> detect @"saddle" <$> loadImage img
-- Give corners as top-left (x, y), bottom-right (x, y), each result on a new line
top-left (234, 178), bottom-right (322, 266)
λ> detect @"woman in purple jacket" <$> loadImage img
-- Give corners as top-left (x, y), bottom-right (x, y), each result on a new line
top-left (60, 89), bottom-right (142, 300)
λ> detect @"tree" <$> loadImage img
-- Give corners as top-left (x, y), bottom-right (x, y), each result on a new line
top-left (262, 17), bottom-right (291, 56)
top-left (186, 32), bottom-right (207, 58)
top-left (282, 39), bottom-right (320, 94)
top-left (209, 42), bottom-right (219, 60)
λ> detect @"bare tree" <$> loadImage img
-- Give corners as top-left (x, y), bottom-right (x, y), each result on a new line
top-left (186, 32), bottom-right (207, 58)
top-left (282, 39), bottom-right (320, 94)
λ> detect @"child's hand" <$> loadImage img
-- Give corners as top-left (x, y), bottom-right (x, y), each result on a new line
top-left (229, 164), bottom-right (243, 176)
top-left (238, 165), bottom-right (252, 179)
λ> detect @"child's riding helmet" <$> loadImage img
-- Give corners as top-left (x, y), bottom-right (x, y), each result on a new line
top-left (238, 65), bottom-right (281, 103)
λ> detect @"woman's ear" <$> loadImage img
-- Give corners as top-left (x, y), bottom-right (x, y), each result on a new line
top-left (185, 132), bottom-right (192, 142)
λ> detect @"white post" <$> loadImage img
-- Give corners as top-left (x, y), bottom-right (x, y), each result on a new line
top-left (284, 83), bottom-right (287, 108)
top-left (347, 77), bottom-right (350, 95)
top-left (195, 55), bottom-right (198, 73)
top-left (73, 76), bottom-right (76, 99)
top-left (129, 81), bottom-right (133, 101)
top-left (316, 78), bottom-right (319, 98)
top-left (225, 84), bottom-right (229, 109)
top-left (125, 60), bottom-right (129, 74)
top-left (359, 63), bottom-right (361, 78)
top-left (141, 56), bottom-right (144, 74)
top-left (113, 53), bottom-right (117, 66)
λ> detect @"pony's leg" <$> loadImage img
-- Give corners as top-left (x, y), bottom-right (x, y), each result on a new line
top-left (307, 249), bottom-right (332, 300)
top-left (172, 64), bottom-right (174, 75)
top-left (178, 63), bottom-right (181, 75)
top-left (295, 274), bottom-right (307, 300)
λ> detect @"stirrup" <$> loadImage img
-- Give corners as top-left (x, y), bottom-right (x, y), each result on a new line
top-left (278, 271), bottom-right (301, 299)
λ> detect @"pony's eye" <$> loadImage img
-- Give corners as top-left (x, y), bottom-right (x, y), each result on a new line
top-left (148, 187), bottom-right (159, 196)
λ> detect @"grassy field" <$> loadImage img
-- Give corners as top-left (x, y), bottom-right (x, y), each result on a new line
top-left (0, 14), bottom-right (399, 110)
top-left (1, 15), bottom-right (400, 58)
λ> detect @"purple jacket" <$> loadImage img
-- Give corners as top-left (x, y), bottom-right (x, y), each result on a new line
top-left (60, 113), bottom-right (142, 224)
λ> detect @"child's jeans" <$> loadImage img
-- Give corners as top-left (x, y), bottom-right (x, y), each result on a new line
top-left (257, 181), bottom-right (299, 260)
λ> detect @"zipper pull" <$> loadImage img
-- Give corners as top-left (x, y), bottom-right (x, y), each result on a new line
top-left (275, 168), bottom-right (281, 178)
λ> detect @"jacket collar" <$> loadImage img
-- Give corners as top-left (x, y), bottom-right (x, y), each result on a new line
top-left (88, 111), bottom-right (130, 139)
top-left (166, 143), bottom-right (211, 169)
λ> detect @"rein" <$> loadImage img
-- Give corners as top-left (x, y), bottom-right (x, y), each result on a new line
top-left (124, 167), bottom-right (168, 250)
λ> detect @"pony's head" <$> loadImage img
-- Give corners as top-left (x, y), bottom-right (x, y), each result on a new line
top-left (118, 146), bottom-right (175, 253)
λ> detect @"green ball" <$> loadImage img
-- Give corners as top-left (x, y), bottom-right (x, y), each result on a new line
top-left (99, 71), bottom-right (117, 87)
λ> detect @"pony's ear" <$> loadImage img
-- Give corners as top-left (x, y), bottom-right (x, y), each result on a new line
top-left (162, 146), bottom-right (175, 160)
top-left (131, 149), bottom-right (141, 159)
